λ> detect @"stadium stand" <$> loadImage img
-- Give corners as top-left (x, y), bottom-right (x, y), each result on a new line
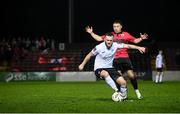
top-left (0, 40), bottom-right (180, 72)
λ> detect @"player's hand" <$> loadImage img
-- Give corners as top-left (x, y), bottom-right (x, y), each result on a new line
top-left (138, 47), bottom-right (146, 54)
top-left (78, 64), bottom-right (84, 71)
top-left (85, 26), bottom-right (93, 34)
top-left (140, 33), bottom-right (148, 39)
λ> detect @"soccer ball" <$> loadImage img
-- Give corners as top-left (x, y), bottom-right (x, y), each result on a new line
top-left (112, 92), bottom-right (123, 102)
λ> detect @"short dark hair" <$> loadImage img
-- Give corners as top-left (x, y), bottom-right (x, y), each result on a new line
top-left (113, 19), bottom-right (123, 26)
top-left (105, 32), bottom-right (113, 37)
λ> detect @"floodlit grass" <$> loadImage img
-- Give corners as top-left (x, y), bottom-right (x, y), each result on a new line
top-left (0, 81), bottom-right (180, 113)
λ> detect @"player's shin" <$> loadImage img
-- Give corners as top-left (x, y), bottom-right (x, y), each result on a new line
top-left (155, 75), bottom-right (159, 83)
top-left (104, 76), bottom-right (118, 92)
top-left (159, 72), bottom-right (163, 83)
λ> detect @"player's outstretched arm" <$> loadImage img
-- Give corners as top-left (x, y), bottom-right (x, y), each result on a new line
top-left (123, 44), bottom-right (146, 54)
top-left (133, 33), bottom-right (148, 43)
top-left (85, 26), bottom-right (103, 42)
top-left (78, 51), bottom-right (94, 71)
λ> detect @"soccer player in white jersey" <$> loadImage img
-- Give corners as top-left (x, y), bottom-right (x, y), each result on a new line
top-left (155, 50), bottom-right (164, 83)
top-left (78, 32), bottom-right (145, 99)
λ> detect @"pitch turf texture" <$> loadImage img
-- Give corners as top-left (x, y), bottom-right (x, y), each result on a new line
top-left (0, 81), bottom-right (180, 113)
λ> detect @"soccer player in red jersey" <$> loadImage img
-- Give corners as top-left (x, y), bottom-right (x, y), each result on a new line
top-left (85, 20), bottom-right (148, 99)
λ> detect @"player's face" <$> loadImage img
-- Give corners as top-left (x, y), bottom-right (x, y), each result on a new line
top-left (113, 23), bottom-right (122, 33)
top-left (105, 36), bottom-right (113, 48)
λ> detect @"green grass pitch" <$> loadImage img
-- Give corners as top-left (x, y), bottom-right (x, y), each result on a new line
top-left (0, 81), bottom-right (180, 113)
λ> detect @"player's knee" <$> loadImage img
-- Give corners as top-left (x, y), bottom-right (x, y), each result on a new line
top-left (116, 77), bottom-right (126, 86)
top-left (100, 70), bottom-right (109, 78)
top-left (157, 72), bottom-right (160, 75)
top-left (127, 70), bottom-right (135, 79)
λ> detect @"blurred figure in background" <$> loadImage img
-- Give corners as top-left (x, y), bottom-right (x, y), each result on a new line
top-left (155, 50), bottom-right (164, 83)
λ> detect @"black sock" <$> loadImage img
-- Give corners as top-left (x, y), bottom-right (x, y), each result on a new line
top-left (130, 77), bottom-right (138, 90)
top-left (116, 83), bottom-right (121, 92)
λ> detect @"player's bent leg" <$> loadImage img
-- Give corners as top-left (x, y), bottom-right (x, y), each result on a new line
top-left (116, 76), bottom-right (126, 85)
top-left (127, 70), bottom-right (135, 79)
top-left (100, 70), bottom-right (118, 92)
top-left (127, 70), bottom-right (143, 99)
top-left (116, 77), bottom-right (127, 99)
top-left (127, 70), bottom-right (138, 90)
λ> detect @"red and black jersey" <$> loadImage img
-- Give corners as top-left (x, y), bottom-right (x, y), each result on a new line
top-left (102, 31), bottom-right (135, 58)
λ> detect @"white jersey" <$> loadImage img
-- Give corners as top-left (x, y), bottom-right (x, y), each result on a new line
top-left (91, 42), bottom-right (124, 71)
top-left (156, 54), bottom-right (163, 68)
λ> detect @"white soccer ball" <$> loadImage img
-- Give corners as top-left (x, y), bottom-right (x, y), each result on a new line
top-left (112, 92), bottom-right (123, 102)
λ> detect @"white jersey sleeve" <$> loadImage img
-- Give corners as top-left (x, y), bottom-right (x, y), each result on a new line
top-left (91, 46), bottom-right (100, 56)
top-left (113, 42), bottom-right (124, 49)
top-left (117, 43), bottom-right (124, 49)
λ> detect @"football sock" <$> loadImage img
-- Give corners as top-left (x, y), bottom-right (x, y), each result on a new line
top-left (155, 75), bottom-right (159, 83)
top-left (159, 73), bottom-right (163, 83)
top-left (115, 82), bottom-right (121, 91)
top-left (120, 85), bottom-right (127, 97)
top-left (130, 77), bottom-right (138, 90)
top-left (105, 76), bottom-right (118, 92)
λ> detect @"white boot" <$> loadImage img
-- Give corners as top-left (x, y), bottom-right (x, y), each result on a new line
top-left (135, 89), bottom-right (143, 99)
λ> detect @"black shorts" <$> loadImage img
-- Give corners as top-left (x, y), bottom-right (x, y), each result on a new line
top-left (156, 68), bottom-right (163, 72)
top-left (113, 58), bottom-right (133, 73)
top-left (94, 68), bottom-right (122, 81)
